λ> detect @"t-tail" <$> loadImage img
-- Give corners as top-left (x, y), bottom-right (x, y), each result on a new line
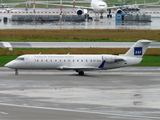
top-left (124, 40), bottom-right (152, 58)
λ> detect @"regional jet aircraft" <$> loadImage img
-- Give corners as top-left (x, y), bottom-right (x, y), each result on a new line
top-left (5, 40), bottom-right (152, 75)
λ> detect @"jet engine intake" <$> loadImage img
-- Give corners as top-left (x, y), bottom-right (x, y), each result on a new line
top-left (76, 9), bottom-right (83, 15)
top-left (116, 9), bottom-right (124, 14)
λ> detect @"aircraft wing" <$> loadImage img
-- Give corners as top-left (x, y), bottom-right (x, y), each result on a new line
top-left (36, 3), bottom-right (118, 11)
top-left (36, 2), bottom-right (121, 11)
top-left (107, 6), bottom-right (120, 9)
top-left (36, 3), bottom-right (93, 10)
top-left (61, 66), bottom-right (97, 71)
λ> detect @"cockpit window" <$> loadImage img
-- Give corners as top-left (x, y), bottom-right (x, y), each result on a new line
top-left (16, 57), bottom-right (24, 61)
top-left (99, 5), bottom-right (105, 6)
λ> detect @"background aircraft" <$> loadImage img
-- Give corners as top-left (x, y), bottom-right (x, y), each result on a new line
top-left (5, 40), bottom-right (152, 75)
top-left (35, 0), bottom-right (160, 18)
top-left (36, 0), bottom-right (115, 18)
top-left (1, 0), bottom-right (160, 18)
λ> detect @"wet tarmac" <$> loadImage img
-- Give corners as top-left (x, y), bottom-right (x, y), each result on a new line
top-left (0, 67), bottom-right (160, 120)
top-left (0, 8), bottom-right (160, 29)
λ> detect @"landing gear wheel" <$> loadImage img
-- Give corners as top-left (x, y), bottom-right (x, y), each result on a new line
top-left (15, 69), bottom-right (18, 75)
top-left (100, 15), bottom-right (103, 19)
top-left (79, 71), bottom-right (84, 76)
top-left (107, 14), bottom-right (112, 18)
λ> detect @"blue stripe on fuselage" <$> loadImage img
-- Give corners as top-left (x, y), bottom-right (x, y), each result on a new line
top-left (98, 60), bottom-right (106, 68)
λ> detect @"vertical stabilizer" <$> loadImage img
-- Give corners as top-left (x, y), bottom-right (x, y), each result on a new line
top-left (125, 40), bottom-right (152, 58)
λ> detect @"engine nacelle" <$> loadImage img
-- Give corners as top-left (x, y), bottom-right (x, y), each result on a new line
top-left (116, 9), bottom-right (124, 14)
top-left (103, 55), bottom-right (124, 63)
top-left (102, 55), bottom-right (115, 63)
top-left (76, 9), bottom-right (83, 15)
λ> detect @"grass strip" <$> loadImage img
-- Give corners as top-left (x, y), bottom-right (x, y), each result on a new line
top-left (1, 48), bottom-right (160, 56)
top-left (136, 55), bottom-right (160, 66)
top-left (0, 29), bottom-right (160, 42)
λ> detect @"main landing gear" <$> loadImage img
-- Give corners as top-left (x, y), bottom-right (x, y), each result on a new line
top-left (107, 9), bottom-right (112, 18)
top-left (15, 69), bottom-right (18, 75)
top-left (76, 70), bottom-right (84, 75)
top-left (79, 71), bottom-right (84, 75)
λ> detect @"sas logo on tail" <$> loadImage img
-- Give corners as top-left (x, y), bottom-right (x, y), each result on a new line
top-left (134, 47), bottom-right (142, 55)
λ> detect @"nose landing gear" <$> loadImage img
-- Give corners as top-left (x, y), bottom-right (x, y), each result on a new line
top-left (100, 13), bottom-right (103, 19)
top-left (15, 69), bottom-right (18, 75)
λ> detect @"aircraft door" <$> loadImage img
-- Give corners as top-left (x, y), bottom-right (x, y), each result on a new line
top-left (67, 57), bottom-right (71, 66)
top-left (66, 55), bottom-right (71, 67)
top-left (27, 56), bottom-right (35, 67)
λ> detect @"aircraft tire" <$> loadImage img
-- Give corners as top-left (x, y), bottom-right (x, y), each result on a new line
top-left (100, 16), bottom-right (103, 19)
top-left (15, 69), bottom-right (18, 75)
top-left (79, 71), bottom-right (84, 75)
top-left (107, 15), bottom-right (112, 18)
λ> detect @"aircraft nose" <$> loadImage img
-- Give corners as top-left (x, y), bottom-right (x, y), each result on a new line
top-left (5, 61), bottom-right (16, 68)
top-left (101, 8), bottom-right (106, 12)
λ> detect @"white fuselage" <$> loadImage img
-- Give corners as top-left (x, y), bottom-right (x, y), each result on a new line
top-left (4, 40), bottom-right (152, 75)
top-left (5, 54), bottom-right (142, 70)
top-left (91, 0), bottom-right (107, 14)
